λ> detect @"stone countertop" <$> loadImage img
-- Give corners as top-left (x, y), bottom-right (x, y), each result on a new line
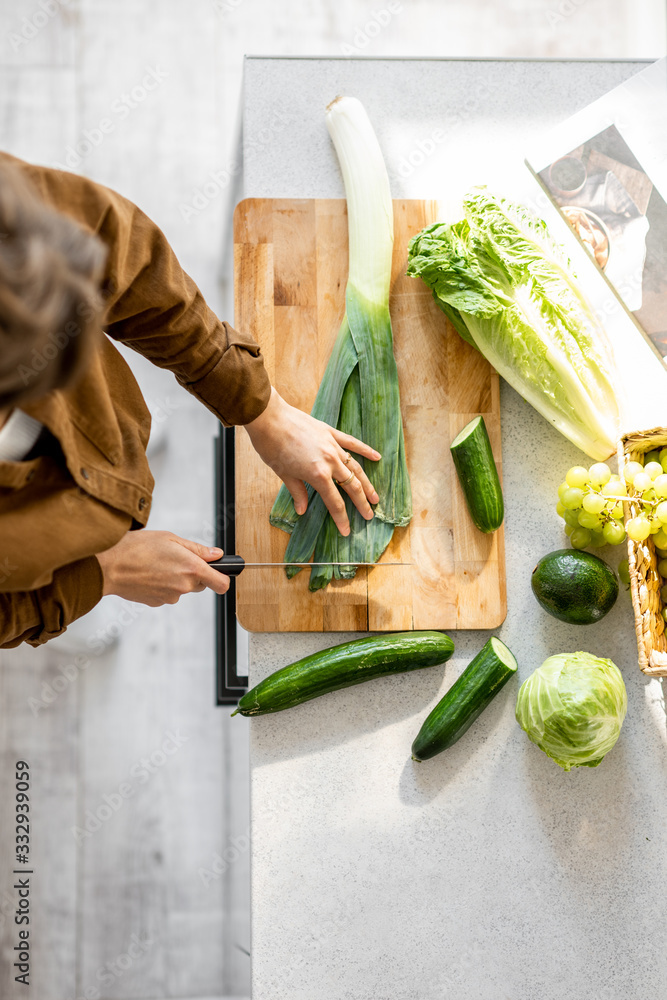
top-left (240, 57), bottom-right (667, 1000)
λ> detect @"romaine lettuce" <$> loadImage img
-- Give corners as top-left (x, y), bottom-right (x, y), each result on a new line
top-left (407, 190), bottom-right (620, 460)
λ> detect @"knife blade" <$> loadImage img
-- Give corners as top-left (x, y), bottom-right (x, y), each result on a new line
top-left (209, 555), bottom-right (411, 577)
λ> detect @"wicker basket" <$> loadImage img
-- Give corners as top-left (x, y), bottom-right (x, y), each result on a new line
top-left (618, 429), bottom-right (667, 677)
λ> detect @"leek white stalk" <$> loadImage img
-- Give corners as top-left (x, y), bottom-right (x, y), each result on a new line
top-left (325, 96), bottom-right (393, 306)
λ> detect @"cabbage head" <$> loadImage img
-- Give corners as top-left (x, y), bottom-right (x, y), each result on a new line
top-left (515, 652), bottom-right (627, 771)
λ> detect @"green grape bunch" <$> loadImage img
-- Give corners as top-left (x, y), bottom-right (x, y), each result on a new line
top-left (556, 447), bottom-right (667, 553)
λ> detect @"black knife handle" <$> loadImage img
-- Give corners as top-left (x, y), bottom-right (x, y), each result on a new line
top-left (210, 555), bottom-right (245, 577)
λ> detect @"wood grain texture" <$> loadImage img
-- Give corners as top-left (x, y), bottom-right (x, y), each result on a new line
top-left (234, 198), bottom-right (507, 632)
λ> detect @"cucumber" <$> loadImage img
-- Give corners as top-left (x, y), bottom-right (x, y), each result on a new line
top-left (411, 636), bottom-right (517, 761)
top-left (450, 415), bottom-right (504, 533)
top-left (232, 631), bottom-right (454, 717)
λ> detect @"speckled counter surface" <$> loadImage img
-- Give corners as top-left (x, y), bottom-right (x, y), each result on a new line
top-left (241, 58), bottom-right (667, 1000)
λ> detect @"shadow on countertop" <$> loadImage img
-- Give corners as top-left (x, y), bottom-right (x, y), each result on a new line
top-left (246, 660), bottom-right (450, 768)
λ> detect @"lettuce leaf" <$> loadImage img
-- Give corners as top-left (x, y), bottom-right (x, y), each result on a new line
top-left (407, 189), bottom-right (620, 460)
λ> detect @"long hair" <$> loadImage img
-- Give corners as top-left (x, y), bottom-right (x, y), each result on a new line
top-left (0, 160), bottom-right (107, 409)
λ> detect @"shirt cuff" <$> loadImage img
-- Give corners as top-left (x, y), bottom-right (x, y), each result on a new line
top-left (179, 322), bottom-right (272, 426)
top-left (28, 555), bottom-right (104, 646)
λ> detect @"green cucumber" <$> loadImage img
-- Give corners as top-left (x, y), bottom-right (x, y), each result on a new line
top-left (450, 415), bottom-right (504, 533)
top-left (411, 636), bottom-right (517, 761)
top-left (232, 631), bottom-right (454, 717)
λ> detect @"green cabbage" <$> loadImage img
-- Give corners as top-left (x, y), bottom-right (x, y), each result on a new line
top-left (515, 652), bottom-right (627, 771)
top-left (406, 190), bottom-right (620, 460)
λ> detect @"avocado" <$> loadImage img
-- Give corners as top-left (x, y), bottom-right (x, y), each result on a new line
top-left (531, 549), bottom-right (618, 625)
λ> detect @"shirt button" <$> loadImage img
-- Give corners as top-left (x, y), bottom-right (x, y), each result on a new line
top-left (81, 468), bottom-right (90, 480)
top-left (138, 497), bottom-right (147, 511)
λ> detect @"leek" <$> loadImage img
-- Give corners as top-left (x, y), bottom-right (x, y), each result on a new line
top-left (270, 96), bottom-right (411, 589)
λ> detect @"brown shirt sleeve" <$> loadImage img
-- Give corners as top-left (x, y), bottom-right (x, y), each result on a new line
top-left (5, 153), bottom-right (272, 426)
top-left (96, 190), bottom-right (272, 426)
top-left (0, 556), bottom-right (103, 649)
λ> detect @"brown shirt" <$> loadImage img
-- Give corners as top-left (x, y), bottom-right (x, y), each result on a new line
top-left (0, 152), bottom-right (271, 648)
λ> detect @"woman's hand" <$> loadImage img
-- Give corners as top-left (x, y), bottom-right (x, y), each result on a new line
top-left (97, 531), bottom-right (229, 606)
top-left (244, 388), bottom-right (381, 536)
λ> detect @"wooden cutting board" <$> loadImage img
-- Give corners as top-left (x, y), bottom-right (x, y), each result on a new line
top-left (233, 198), bottom-right (506, 632)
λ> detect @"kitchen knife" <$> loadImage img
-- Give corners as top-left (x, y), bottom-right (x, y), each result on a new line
top-left (210, 555), bottom-right (410, 577)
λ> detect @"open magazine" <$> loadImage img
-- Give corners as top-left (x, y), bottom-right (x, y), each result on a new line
top-left (527, 58), bottom-right (667, 370)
